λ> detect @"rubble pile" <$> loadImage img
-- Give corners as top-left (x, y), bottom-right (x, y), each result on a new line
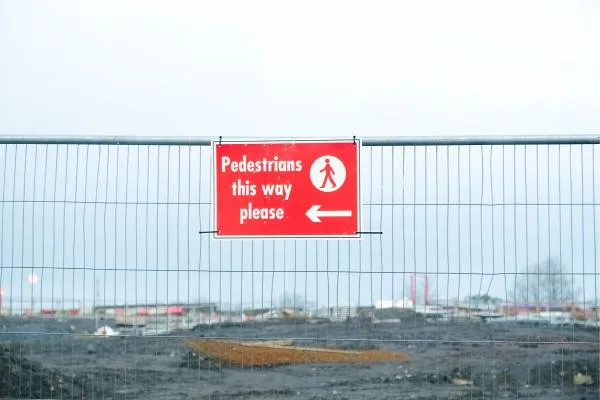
top-left (529, 358), bottom-right (598, 387)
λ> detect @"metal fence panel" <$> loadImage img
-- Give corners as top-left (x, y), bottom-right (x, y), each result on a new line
top-left (0, 137), bottom-right (598, 399)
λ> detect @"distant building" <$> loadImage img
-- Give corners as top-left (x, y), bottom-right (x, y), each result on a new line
top-left (462, 295), bottom-right (503, 311)
top-left (242, 308), bottom-right (272, 321)
top-left (93, 302), bottom-right (218, 319)
top-left (375, 298), bottom-right (413, 309)
top-left (315, 305), bottom-right (358, 322)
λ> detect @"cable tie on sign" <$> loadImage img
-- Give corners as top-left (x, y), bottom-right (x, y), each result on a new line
top-left (218, 136), bottom-right (222, 146)
top-left (199, 230), bottom-right (218, 234)
top-left (353, 135), bottom-right (356, 145)
top-left (355, 231), bottom-right (383, 235)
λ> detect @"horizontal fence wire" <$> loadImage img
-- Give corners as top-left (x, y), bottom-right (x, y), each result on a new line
top-left (0, 138), bottom-right (598, 399)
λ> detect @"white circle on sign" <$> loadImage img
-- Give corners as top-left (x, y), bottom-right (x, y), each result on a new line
top-left (310, 155), bottom-right (346, 192)
top-left (27, 273), bottom-right (38, 285)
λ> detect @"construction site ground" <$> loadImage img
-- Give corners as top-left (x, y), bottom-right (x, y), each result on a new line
top-left (1, 316), bottom-right (599, 399)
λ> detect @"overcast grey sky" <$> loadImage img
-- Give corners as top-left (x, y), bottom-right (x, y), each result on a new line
top-left (0, 1), bottom-right (599, 310)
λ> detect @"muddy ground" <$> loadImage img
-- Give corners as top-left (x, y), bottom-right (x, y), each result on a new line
top-left (1, 317), bottom-right (598, 399)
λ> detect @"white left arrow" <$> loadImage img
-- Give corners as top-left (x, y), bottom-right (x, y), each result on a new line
top-left (305, 205), bottom-right (352, 223)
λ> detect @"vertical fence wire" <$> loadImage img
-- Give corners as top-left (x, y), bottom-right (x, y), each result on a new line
top-left (0, 140), bottom-right (598, 399)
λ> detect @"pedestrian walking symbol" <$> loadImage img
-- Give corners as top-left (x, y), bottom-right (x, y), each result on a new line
top-left (310, 155), bottom-right (346, 193)
top-left (319, 158), bottom-right (337, 189)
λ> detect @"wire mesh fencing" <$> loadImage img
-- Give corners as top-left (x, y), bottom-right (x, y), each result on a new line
top-left (0, 137), bottom-right (598, 399)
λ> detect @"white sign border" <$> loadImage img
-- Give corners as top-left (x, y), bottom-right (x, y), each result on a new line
top-left (212, 138), bottom-right (362, 240)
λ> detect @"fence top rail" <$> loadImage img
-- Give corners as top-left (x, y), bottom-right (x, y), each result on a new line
top-left (0, 135), bottom-right (598, 146)
top-left (0, 135), bottom-right (213, 146)
top-left (362, 135), bottom-right (600, 146)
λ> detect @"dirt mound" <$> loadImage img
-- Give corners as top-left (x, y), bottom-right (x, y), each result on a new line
top-left (183, 338), bottom-right (414, 368)
top-left (0, 344), bottom-right (100, 399)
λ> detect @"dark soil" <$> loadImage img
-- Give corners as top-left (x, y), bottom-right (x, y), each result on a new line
top-left (0, 343), bottom-right (99, 399)
top-left (1, 317), bottom-right (598, 399)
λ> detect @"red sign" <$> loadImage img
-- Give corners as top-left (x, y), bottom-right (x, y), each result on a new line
top-left (213, 139), bottom-right (361, 238)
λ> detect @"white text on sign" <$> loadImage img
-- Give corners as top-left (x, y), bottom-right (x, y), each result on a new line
top-left (239, 203), bottom-right (284, 224)
top-left (221, 155), bottom-right (303, 173)
top-left (222, 153), bottom-right (303, 225)
top-left (231, 179), bottom-right (292, 200)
